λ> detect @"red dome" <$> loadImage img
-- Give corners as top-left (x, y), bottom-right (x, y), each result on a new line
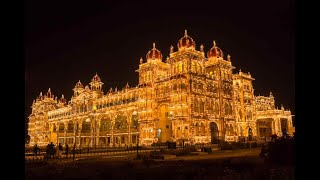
top-left (146, 43), bottom-right (162, 60)
top-left (177, 30), bottom-right (195, 50)
top-left (207, 41), bottom-right (223, 58)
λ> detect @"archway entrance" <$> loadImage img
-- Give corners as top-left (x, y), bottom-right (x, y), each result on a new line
top-left (248, 128), bottom-right (253, 141)
top-left (210, 122), bottom-right (219, 144)
top-left (158, 105), bottom-right (172, 143)
top-left (257, 119), bottom-right (272, 137)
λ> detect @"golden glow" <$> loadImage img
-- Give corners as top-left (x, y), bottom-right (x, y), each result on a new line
top-left (27, 31), bottom-right (294, 147)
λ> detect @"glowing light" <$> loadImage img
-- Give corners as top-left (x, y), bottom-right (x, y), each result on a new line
top-left (27, 30), bottom-right (294, 147)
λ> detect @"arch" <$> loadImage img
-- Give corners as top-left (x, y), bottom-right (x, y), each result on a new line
top-left (210, 122), bottom-right (219, 144)
top-left (195, 123), bottom-right (200, 136)
top-left (81, 120), bottom-right (91, 133)
top-left (200, 122), bottom-right (205, 135)
top-left (100, 116), bottom-right (112, 132)
top-left (114, 113), bottom-right (128, 131)
top-left (58, 123), bottom-right (65, 132)
top-left (230, 125), bottom-right (234, 136)
top-left (157, 104), bottom-right (171, 142)
top-left (67, 121), bottom-right (74, 133)
top-left (200, 100), bottom-right (205, 113)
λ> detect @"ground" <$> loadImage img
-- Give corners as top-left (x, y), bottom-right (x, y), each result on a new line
top-left (25, 147), bottom-right (295, 180)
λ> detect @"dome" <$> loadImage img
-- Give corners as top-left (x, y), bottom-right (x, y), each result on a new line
top-left (177, 30), bottom-right (195, 50)
top-left (146, 43), bottom-right (162, 60)
top-left (75, 80), bottom-right (84, 89)
top-left (92, 73), bottom-right (101, 82)
top-left (207, 41), bottom-right (224, 58)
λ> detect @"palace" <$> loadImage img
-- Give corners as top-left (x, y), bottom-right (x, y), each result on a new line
top-left (27, 30), bottom-right (295, 147)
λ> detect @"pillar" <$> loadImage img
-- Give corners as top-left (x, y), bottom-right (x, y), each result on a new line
top-left (56, 123), bottom-right (59, 144)
top-left (73, 121), bottom-right (76, 145)
top-left (90, 120), bottom-right (94, 147)
top-left (64, 122), bottom-right (67, 145)
top-left (96, 120), bottom-right (100, 146)
top-left (78, 122), bottom-right (82, 147)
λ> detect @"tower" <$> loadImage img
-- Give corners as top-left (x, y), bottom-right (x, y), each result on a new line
top-left (73, 80), bottom-right (84, 97)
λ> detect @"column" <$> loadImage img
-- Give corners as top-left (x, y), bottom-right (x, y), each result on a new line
top-left (78, 122), bottom-right (82, 147)
top-left (128, 116), bottom-right (131, 144)
top-left (111, 122), bottom-right (114, 146)
top-left (96, 120), bottom-right (100, 146)
top-left (90, 120), bottom-right (94, 147)
top-left (56, 124), bottom-right (59, 144)
top-left (73, 121), bottom-right (76, 145)
top-left (64, 122), bottom-right (67, 145)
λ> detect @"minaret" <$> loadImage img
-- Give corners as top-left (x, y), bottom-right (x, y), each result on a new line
top-left (73, 80), bottom-right (84, 96)
top-left (90, 73), bottom-right (104, 91)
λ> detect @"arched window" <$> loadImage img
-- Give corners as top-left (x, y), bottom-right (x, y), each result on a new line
top-left (200, 100), bottom-right (204, 113)
top-left (200, 122), bottom-right (205, 135)
top-left (195, 123), bottom-right (199, 136)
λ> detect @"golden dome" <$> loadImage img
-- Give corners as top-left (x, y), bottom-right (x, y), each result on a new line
top-left (146, 43), bottom-right (162, 60)
top-left (177, 30), bottom-right (195, 50)
top-left (92, 73), bottom-right (101, 82)
top-left (207, 41), bottom-right (223, 58)
top-left (75, 80), bottom-right (84, 88)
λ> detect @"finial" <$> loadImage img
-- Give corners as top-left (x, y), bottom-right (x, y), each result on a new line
top-left (153, 42), bottom-right (156, 49)
top-left (48, 88), bottom-right (51, 93)
top-left (184, 30), bottom-right (187, 36)
top-left (200, 44), bottom-right (204, 52)
top-left (115, 87), bottom-right (117, 92)
top-left (95, 72), bottom-right (98, 76)
top-left (270, 91), bottom-right (273, 97)
top-left (109, 87), bottom-right (113, 93)
top-left (239, 69), bottom-right (242, 73)
top-left (213, 40), bottom-right (216, 47)
top-left (170, 45), bottom-right (174, 53)
top-left (125, 82), bottom-right (129, 89)
top-left (62, 94), bottom-right (64, 99)
top-left (140, 57), bottom-right (143, 64)
top-left (40, 92), bottom-right (43, 96)
top-left (227, 54), bottom-right (231, 61)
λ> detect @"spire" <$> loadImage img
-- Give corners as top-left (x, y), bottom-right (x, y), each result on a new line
top-left (40, 92), bottom-right (43, 96)
top-left (140, 57), bottom-right (143, 64)
top-left (270, 91), bottom-right (273, 97)
top-left (125, 82), bottom-right (129, 89)
top-left (170, 45), bottom-right (174, 53)
top-left (184, 29), bottom-right (188, 37)
top-left (153, 42), bottom-right (156, 49)
top-left (227, 54), bottom-right (231, 61)
top-left (62, 94), bottom-right (64, 99)
top-left (200, 44), bottom-right (204, 52)
top-left (48, 88), bottom-right (51, 93)
top-left (213, 40), bottom-right (216, 47)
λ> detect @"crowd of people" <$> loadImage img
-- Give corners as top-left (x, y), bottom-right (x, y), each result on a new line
top-left (33, 142), bottom-right (71, 159)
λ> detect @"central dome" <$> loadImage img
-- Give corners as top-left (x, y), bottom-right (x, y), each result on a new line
top-left (146, 43), bottom-right (162, 60)
top-left (207, 41), bottom-right (223, 58)
top-left (177, 30), bottom-right (195, 50)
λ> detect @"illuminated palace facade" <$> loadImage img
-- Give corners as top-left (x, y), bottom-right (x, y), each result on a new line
top-left (28, 30), bottom-right (295, 146)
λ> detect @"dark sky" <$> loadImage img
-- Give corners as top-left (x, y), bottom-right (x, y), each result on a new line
top-left (25, 0), bottom-right (295, 131)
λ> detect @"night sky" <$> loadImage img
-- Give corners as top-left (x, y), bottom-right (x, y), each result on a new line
top-left (25, 0), bottom-right (294, 134)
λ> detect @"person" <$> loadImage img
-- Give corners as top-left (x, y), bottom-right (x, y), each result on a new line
top-left (65, 144), bottom-right (69, 158)
top-left (33, 144), bottom-right (38, 156)
top-left (50, 142), bottom-right (55, 159)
